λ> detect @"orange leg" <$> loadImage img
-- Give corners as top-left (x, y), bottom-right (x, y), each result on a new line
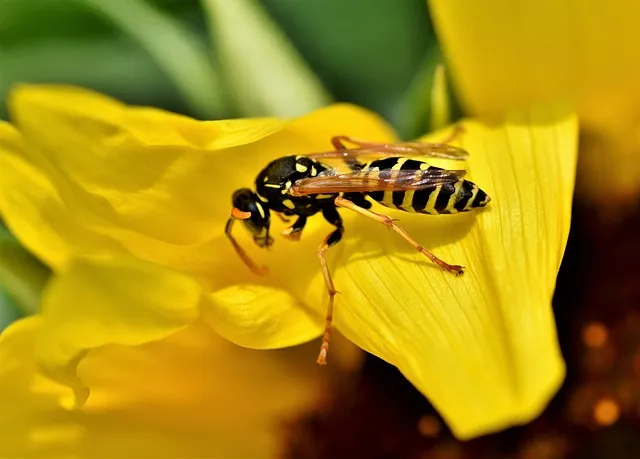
top-left (316, 232), bottom-right (339, 365)
top-left (225, 218), bottom-right (269, 276)
top-left (334, 197), bottom-right (464, 275)
top-left (435, 124), bottom-right (464, 145)
top-left (316, 207), bottom-right (344, 365)
top-left (331, 125), bottom-right (464, 152)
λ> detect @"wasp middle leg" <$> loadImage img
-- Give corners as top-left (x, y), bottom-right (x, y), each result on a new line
top-left (316, 206), bottom-right (345, 365)
top-left (281, 215), bottom-right (307, 241)
top-left (334, 196), bottom-right (464, 275)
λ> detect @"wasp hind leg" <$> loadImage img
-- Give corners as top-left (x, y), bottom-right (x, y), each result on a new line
top-left (316, 206), bottom-right (345, 365)
top-left (436, 124), bottom-right (464, 144)
top-left (281, 215), bottom-right (307, 241)
top-left (331, 126), bottom-right (463, 152)
top-left (334, 196), bottom-right (464, 275)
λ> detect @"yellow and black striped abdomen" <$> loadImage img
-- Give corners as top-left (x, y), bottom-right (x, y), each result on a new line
top-left (364, 157), bottom-right (490, 215)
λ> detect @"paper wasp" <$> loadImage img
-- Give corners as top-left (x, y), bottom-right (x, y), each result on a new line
top-left (226, 130), bottom-right (490, 365)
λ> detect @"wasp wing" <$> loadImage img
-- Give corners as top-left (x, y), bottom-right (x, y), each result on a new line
top-left (305, 142), bottom-right (469, 163)
top-left (290, 168), bottom-right (466, 196)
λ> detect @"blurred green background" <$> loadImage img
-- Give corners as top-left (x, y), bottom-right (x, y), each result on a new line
top-left (0, 0), bottom-right (446, 130)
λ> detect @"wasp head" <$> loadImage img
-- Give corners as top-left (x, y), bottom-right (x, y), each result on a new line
top-left (230, 188), bottom-right (273, 248)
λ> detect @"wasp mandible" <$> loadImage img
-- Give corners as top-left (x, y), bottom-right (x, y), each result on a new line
top-left (226, 129), bottom-right (491, 365)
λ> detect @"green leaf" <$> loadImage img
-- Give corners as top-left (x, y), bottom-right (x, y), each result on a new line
top-left (261, 0), bottom-right (436, 122)
top-left (0, 0), bottom-right (111, 45)
top-left (81, 0), bottom-right (229, 118)
top-left (0, 37), bottom-right (191, 119)
top-left (390, 47), bottom-right (451, 139)
top-left (0, 289), bottom-right (22, 331)
top-left (201, 0), bottom-right (332, 117)
top-left (0, 225), bottom-right (50, 316)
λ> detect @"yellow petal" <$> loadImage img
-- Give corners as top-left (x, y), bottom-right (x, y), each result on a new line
top-left (278, 105), bottom-right (575, 438)
top-left (0, 316), bottom-right (79, 458)
top-left (0, 317), bottom-right (335, 458)
top-left (0, 122), bottom-right (124, 270)
top-left (203, 284), bottom-right (323, 348)
top-left (429, 0), bottom-right (640, 126)
top-left (9, 84), bottom-right (284, 245)
top-left (429, 0), bottom-right (640, 205)
top-left (77, 321), bottom-right (331, 458)
top-left (7, 85), bottom-right (394, 285)
top-left (35, 255), bottom-right (202, 403)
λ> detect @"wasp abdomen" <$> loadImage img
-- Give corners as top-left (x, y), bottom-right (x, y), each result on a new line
top-left (364, 157), bottom-right (490, 215)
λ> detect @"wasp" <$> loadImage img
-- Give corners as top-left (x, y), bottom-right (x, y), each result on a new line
top-left (226, 130), bottom-right (490, 365)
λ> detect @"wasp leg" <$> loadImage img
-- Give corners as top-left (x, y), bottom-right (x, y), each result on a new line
top-left (436, 124), bottom-right (465, 144)
top-left (334, 196), bottom-right (464, 275)
top-left (316, 206), bottom-right (344, 365)
top-left (274, 212), bottom-right (291, 223)
top-left (225, 218), bottom-right (269, 276)
top-left (331, 126), bottom-right (463, 152)
top-left (281, 215), bottom-right (307, 241)
top-left (343, 192), bottom-right (372, 210)
top-left (329, 135), bottom-right (364, 168)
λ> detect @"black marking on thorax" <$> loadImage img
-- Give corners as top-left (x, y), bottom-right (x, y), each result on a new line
top-left (255, 155), bottom-right (334, 216)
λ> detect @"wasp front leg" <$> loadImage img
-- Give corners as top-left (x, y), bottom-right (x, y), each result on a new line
top-left (281, 216), bottom-right (307, 241)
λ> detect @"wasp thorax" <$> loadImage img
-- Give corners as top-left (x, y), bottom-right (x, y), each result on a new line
top-left (231, 188), bottom-right (273, 248)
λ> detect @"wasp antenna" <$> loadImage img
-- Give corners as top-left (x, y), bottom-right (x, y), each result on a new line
top-left (225, 218), bottom-right (269, 276)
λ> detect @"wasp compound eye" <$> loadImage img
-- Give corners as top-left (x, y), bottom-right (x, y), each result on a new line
top-left (230, 188), bottom-right (272, 247)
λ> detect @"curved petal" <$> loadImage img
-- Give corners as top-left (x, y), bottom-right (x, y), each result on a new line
top-left (35, 255), bottom-right (202, 404)
top-left (0, 316), bottom-right (336, 458)
top-left (7, 85), bottom-right (395, 285)
top-left (0, 317), bottom-right (77, 459)
top-left (428, 0), bottom-right (640, 205)
top-left (428, 0), bottom-right (640, 125)
top-left (276, 105), bottom-right (575, 438)
top-left (202, 284), bottom-right (323, 348)
top-left (9, 84), bottom-right (284, 245)
top-left (0, 124), bottom-right (124, 270)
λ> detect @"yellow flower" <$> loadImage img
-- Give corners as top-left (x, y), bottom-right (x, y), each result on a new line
top-left (0, 84), bottom-right (577, 439)
top-left (0, 273), bottom-right (357, 458)
top-left (429, 0), bottom-right (640, 206)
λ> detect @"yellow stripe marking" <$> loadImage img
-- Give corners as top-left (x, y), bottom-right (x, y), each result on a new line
top-left (464, 185), bottom-right (479, 211)
top-left (445, 181), bottom-right (463, 214)
top-left (281, 181), bottom-right (292, 194)
top-left (382, 158), bottom-right (407, 205)
top-left (425, 185), bottom-right (442, 214)
top-left (401, 189), bottom-right (415, 211)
